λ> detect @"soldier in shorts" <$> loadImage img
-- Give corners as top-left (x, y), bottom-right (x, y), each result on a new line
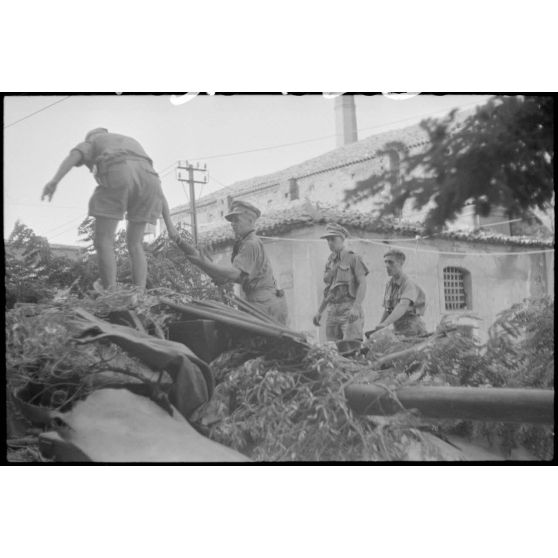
top-left (313, 223), bottom-right (369, 342)
top-left (41, 128), bottom-right (164, 290)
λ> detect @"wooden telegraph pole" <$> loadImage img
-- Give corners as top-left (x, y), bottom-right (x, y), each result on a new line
top-left (176, 161), bottom-right (207, 245)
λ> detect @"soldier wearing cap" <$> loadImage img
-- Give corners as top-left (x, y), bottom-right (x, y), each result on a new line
top-left (41, 128), bottom-right (166, 290)
top-left (369, 248), bottom-right (427, 337)
top-left (175, 200), bottom-right (288, 325)
top-left (313, 223), bottom-right (369, 342)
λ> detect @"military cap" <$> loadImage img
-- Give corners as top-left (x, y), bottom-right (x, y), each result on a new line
top-left (85, 127), bottom-right (109, 141)
top-left (320, 222), bottom-right (349, 239)
top-left (225, 200), bottom-right (262, 221)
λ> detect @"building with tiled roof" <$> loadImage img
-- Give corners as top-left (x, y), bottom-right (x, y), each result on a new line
top-left (201, 202), bottom-right (554, 340)
top-left (166, 107), bottom-right (512, 237)
top-left (197, 202), bottom-right (554, 251)
top-left (166, 99), bottom-right (553, 340)
top-left (168, 118), bottom-right (434, 230)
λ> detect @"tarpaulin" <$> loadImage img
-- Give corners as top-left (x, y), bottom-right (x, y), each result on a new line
top-left (71, 308), bottom-right (214, 418)
top-left (51, 388), bottom-right (248, 462)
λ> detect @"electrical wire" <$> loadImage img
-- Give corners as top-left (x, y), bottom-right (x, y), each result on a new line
top-left (208, 174), bottom-right (227, 188)
top-left (159, 166), bottom-right (177, 179)
top-left (43, 215), bottom-right (85, 236)
top-left (258, 235), bottom-right (554, 257)
top-left (356, 99), bottom-right (481, 131)
top-left (157, 162), bottom-right (178, 176)
top-left (130, 99), bottom-right (484, 187)
top-left (169, 101), bottom-right (481, 202)
top-left (4, 96), bottom-right (72, 129)
top-left (47, 220), bottom-right (88, 241)
top-left (187, 134), bottom-right (336, 162)
top-left (8, 98), bottom-right (486, 242)
top-left (6, 201), bottom-right (83, 209)
top-left (182, 101), bottom-right (482, 163)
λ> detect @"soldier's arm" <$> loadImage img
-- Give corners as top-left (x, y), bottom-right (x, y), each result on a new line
top-left (313, 296), bottom-right (329, 326)
top-left (378, 299), bottom-right (411, 328)
top-left (188, 254), bottom-right (242, 282)
top-left (352, 275), bottom-right (367, 307)
top-left (349, 255), bottom-right (367, 314)
top-left (187, 236), bottom-right (262, 283)
top-left (162, 197), bottom-right (177, 238)
top-left (163, 197), bottom-right (199, 256)
top-left (41, 150), bottom-right (82, 201)
top-left (196, 240), bottom-right (260, 284)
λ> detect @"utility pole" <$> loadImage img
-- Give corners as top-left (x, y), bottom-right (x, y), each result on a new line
top-left (176, 160), bottom-right (207, 244)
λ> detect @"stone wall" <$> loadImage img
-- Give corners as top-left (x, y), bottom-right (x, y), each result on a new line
top-left (168, 142), bottom-right (492, 234)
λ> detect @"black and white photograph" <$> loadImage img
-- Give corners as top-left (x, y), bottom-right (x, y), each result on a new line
top-left (4, 93), bottom-right (554, 463)
top-left (2, 3), bottom-right (556, 556)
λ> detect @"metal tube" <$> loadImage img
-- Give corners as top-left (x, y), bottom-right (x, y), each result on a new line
top-left (160, 298), bottom-right (304, 341)
top-left (191, 300), bottom-right (270, 325)
top-left (345, 384), bottom-right (554, 424)
top-left (231, 295), bottom-right (279, 325)
top-left (189, 299), bottom-right (300, 336)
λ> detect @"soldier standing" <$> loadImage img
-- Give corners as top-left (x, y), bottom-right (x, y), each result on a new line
top-left (369, 248), bottom-right (427, 337)
top-left (41, 128), bottom-right (164, 290)
top-left (313, 223), bottom-right (368, 342)
top-left (168, 200), bottom-right (288, 325)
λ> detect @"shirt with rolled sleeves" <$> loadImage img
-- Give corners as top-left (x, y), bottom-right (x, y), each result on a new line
top-left (383, 272), bottom-right (427, 334)
top-left (231, 231), bottom-right (278, 301)
top-left (71, 132), bottom-right (154, 182)
top-left (323, 249), bottom-right (369, 303)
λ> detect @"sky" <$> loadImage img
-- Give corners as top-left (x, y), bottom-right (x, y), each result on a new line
top-left (3, 93), bottom-right (492, 245)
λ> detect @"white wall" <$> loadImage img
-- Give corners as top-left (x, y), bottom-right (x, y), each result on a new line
top-left (211, 225), bottom-right (552, 342)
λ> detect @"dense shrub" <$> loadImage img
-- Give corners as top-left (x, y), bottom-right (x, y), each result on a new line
top-left (5, 219), bottom-right (231, 308)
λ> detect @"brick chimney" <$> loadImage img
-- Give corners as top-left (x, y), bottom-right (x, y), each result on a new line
top-left (334, 95), bottom-right (358, 147)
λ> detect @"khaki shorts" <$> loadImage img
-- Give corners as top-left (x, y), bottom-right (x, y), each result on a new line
top-left (325, 301), bottom-right (364, 342)
top-left (246, 291), bottom-right (289, 326)
top-left (88, 159), bottom-right (163, 225)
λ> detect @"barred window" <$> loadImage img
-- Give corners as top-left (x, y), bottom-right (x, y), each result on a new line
top-left (443, 267), bottom-right (471, 310)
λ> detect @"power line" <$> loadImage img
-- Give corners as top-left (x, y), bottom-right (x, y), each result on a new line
top-left (6, 201), bottom-right (83, 209)
top-left (187, 133), bottom-right (335, 162)
top-left (157, 162), bottom-right (178, 176)
top-left (43, 215), bottom-right (85, 236)
top-left (10, 99), bottom-right (485, 240)
top-left (142, 100), bottom-right (484, 189)
top-left (4, 96), bottom-right (72, 129)
top-left (260, 235), bottom-right (554, 257)
top-left (159, 166), bottom-right (178, 178)
top-left (181, 101), bottom-right (482, 163)
top-left (209, 173), bottom-right (227, 188)
top-left (172, 101), bottom-right (483, 197)
top-left (358, 100), bottom-right (480, 135)
top-left (48, 220), bottom-right (87, 241)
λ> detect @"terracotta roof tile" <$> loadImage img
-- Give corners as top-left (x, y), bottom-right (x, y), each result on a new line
top-left (199, 203), bottom-right (554, 250)
top-left (170, 120), bottom-right (431, 216)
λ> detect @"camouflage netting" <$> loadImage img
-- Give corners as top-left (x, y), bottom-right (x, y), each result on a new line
top-left (6, 288), bottom-right (199, 460)
top-left (197, 337), bottom-right (462, 461)
top-left (6, 288), bottom-right (554, 462)
top-left (194, 299), bottom-right (554, 461)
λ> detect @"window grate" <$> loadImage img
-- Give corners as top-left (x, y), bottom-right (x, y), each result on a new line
top-left (443, 267), bottom-right (467, 310)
